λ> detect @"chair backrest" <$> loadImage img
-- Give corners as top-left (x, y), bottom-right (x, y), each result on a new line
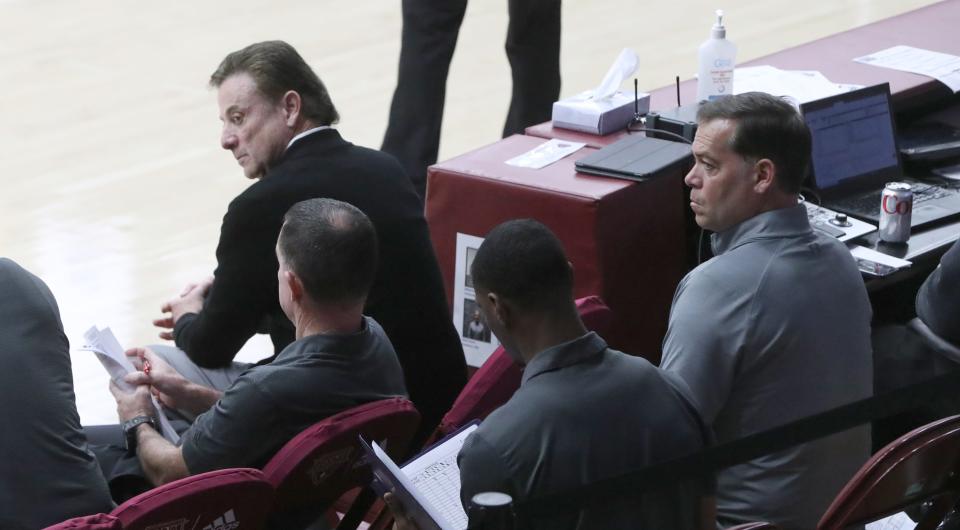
top-left (818, 414), bottom-right (960, 530)
top-left (111, 468), bottom-right (274, 530)
top-left (261, 397), bottom-right (420, 515)
top-left (42, 514), bottom-right (121, 530)
top-left (435, 295), bottom-right (613, 437)
top-left (909, 317), bottom-right (960, 364)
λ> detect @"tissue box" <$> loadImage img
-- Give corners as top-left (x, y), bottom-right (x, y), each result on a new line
top-left (552, 90), bottom-right (649, 136)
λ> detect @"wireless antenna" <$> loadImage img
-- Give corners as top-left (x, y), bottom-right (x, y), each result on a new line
top-left (632, 78), bottom-right (642, 123)
top-left (676, 75), bottom-right (681, 106)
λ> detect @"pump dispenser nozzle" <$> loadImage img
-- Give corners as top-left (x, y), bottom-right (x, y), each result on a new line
top-left (712, 9), bottom-right (726, 38)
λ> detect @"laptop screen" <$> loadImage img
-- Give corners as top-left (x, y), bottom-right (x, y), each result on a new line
top-left (801, 83), bottom-right (901, 194)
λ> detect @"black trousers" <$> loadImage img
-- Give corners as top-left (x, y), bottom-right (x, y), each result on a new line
top-left (381, 0), bottom-right (562, 199)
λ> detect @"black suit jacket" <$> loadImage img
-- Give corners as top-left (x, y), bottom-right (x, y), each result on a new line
top-left (174, 129), bottom-right (467, 428)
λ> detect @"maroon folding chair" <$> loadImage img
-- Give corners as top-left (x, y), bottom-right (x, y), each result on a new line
top-left (110, 467), bottom-right (274, 530)
top-left (435, 295), bottom-right (613, 438)
top-left (42, 514), bottom-right (121, 530)
top-left (261, 397), bottom-right (420, 529)
top-left (818, 414), bottom-right (960, 530)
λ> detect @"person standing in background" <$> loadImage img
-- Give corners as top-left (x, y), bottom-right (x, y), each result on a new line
top-left (382, 0), bottom-right (562, 199)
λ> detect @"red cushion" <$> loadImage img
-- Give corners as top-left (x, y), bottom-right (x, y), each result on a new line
top-left (112, 468), bottom-right (274, 530)
top-left (437, 295), bottom-right (612, 436)
top-left (42, 513), bottom-right (121, 530)
top-left (261, 397), bottom-right (420, 513)
top-left (577, 295), bottom-right (615, 336)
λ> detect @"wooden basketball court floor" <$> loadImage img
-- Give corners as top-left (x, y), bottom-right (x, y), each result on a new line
top-left (0, 0), bottom-right (937, 424)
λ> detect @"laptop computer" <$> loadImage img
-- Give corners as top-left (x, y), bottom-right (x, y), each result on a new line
top-left (800, 83), bottom-right (960, 228)
top-left (574, 134), bottom-right (691, 181)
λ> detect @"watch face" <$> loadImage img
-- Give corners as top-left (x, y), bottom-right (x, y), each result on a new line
top-left (124, 416), bottom-right (144, 432)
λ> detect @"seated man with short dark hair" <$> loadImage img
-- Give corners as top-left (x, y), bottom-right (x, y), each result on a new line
top-left (392, 219), bottom-right (711, 529)
top-left (873, 238), bottom-right (960, 450)
top-left (661, 92), bottom-right (873, 529)
top-left (100, 198), bottom-right (407, 487)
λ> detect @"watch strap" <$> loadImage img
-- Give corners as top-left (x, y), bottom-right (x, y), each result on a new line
top-left (123, 415), bottom-right (157, 454)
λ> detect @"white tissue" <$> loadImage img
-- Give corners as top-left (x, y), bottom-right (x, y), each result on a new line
top-left (592, 48), bottom-right (639, 100)
top-left (551, 48), bottom-right (646, 135)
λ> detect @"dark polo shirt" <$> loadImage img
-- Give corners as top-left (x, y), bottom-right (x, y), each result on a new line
top-left (917, 238), bottom-right (960, 345)
top-left (182, 316), bottom-right (407, 473)
top-left (0, 259), bottom-right (113, 530)
top-left (457, 332), bottom-right (709, 529)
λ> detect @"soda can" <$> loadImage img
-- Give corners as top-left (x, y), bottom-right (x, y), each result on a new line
top-left (878, 182), bottom-right (913, 243)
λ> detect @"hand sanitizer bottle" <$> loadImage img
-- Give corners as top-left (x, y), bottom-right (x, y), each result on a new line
top-left (697, 9), bottom-right (737, 102)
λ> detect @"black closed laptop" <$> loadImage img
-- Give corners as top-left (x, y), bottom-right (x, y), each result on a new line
top-left (574, 134), bottom-right (691, 181)
top-left (801, 83), bottom-right (960, 228)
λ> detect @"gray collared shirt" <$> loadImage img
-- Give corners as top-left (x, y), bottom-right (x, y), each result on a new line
top-left (661, 205), bottom-right (873, 530)
top-left (458, 332), bottom-right (709, 529)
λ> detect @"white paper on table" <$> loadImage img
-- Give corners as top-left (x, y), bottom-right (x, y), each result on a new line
top-left (854, 45), bottom-right (960, 93)
top-left (733, 65), bottom-right (851, 108)
top-left (79, 326), bottom-right (180, 444)
top-left (866, 511), bottom-right (918, 530)
top-left (452, 233), bottom-right (499, 367)
top-left (836, 83), bottom-right (866, 93)
top-left (505, 139), bottom-right (585, 169)
top-left (850, 246), bottom-right (912, 277)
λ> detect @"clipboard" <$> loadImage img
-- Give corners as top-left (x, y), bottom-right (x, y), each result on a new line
top-left (361, 421), bottom-right (480, 530)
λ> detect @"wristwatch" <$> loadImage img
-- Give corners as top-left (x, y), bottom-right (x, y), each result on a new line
top-left (122, 415), bottom-right (157, 454)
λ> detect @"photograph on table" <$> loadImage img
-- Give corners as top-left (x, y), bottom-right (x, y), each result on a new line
top-left (453, 232), bottom-right (499, 367)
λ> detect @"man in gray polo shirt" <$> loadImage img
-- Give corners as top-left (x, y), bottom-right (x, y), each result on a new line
top-left (104, 198), bottom-right (406, 486)
top-left (457, 219), bottom-right (711, 529)
top-left (0, 258), bottom-right (114, 529)
top-left (660, 93), bottom-right (872, 529)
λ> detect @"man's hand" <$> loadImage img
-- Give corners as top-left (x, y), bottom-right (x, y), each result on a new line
top-left (125, 347), bottom-right (189, 411)
top-left (384, 492), bottom-right (421, 530)
top-left (153, 276), bottom-right (214, 340)
top-left (109, 380), bottom-right (157, 423)
top-left (125, 347), bottom-right (221, 416)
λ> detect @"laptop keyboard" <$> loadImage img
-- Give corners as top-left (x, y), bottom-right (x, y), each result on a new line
top-left (839, 183), bottom-right (954, 216)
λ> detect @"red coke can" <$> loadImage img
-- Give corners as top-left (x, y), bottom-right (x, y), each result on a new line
top-left (878, 182), bottom-right (913, 243)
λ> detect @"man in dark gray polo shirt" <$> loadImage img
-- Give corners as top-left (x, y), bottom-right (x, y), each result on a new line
top-left (104, 198), bottom-right (407, 486)
top-left (660, 93), bottom-right (872, 529)
top-left (0, 258), bottom-right (114, 529)
top-left (455, 220), bottom-right (710, 529)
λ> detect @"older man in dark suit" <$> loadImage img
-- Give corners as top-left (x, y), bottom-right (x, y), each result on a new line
top-left (152, 41), bottom-right (467, 436)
